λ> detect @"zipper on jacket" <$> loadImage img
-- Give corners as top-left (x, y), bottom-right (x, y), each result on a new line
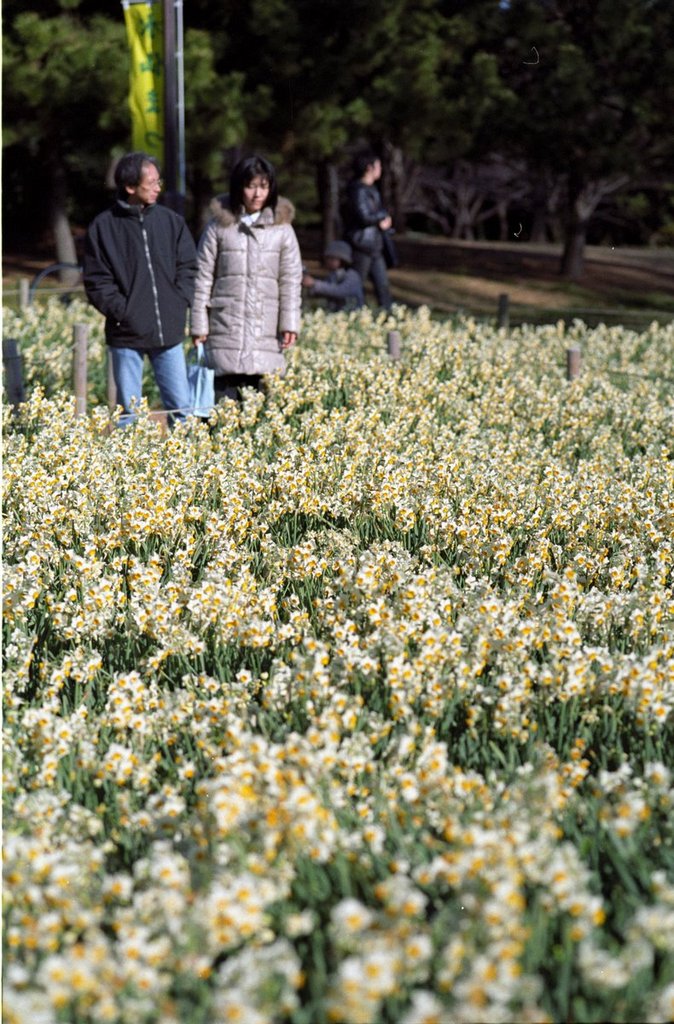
top-left (139, 210), bottom-right (165, 347)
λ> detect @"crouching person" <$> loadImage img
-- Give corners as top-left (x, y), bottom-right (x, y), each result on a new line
top-left (302, 241), bottom-right (365, 312)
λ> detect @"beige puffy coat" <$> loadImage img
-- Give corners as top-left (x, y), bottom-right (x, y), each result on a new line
top-left (192, 195), bottom-right (302, 376)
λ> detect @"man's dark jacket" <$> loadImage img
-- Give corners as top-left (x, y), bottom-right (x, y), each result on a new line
top-left (83, 199), bottom-right (197, 350)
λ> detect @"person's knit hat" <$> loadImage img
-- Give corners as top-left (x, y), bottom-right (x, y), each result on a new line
top-left (324, 240), bottom-right (353, 264)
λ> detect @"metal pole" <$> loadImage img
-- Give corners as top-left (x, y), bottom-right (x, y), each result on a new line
top-left (19, 278), bottom-right (30, 310)
top-left (162, 0), bottom-right (182, 213)
top-left (175, 0), bottom-right (186, 198)
top-left (73, 323), bottom-right (89, 416)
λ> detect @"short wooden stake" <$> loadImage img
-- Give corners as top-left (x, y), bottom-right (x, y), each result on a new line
top-left (3, 337), bottom-right (26, 407)
top-left (566, 346), bottom-right (581, 381)
top-left (19, 278), bottom-right (30, 310)
top-left (107, 348), bottom-right (118, 412)
top-left (497, 293), bottom-right (510, 329)
top-left (387, 330), bottom-right (401, 360)
top-left (73, 323), bottom-right (89, 416)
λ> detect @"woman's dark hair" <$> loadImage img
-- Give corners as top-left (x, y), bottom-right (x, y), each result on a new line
top-left (114, 152), bottom-right (160, 198)
top-left (229, 155), bottom-right (278, 213)
top-left (351, 148), bottom-right (380, 180)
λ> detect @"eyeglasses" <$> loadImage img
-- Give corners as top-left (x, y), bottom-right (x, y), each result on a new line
top-left (144, 178), bottom-right (164, 190)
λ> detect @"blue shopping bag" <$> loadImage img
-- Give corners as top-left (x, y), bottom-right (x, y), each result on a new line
top-left (188, 342), bottom-right (215, 417)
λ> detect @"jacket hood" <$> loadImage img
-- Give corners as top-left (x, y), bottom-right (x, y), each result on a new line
top-left (209, 193), bottom-right (296, 227)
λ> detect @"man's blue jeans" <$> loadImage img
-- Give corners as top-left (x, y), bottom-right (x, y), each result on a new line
top-left (110, 344), bottom-right (191, 427)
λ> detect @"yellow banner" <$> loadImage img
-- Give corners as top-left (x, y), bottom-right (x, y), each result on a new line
top-left (122, 0), bottom-right (164, 164)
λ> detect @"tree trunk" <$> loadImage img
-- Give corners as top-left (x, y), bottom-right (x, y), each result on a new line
top-left (448, 161), bottom-right (481, 240)
top-left (191, 165), bottom-right (215, 236)
top-left (530, 171), bottom-right (564, 243)
top-left (560, 169), bottom-right (589, 279)
top-left (386, 143), bottom-right (406, 232)
top-left (496, 200), bottom-right (509, 241)
top-left (451, 188), bottom-right (479, 239)
top-left (561, 171), bottom-right (630, 279)
top-left (316, 158), bottom-right (340, 251)
top-left (530, 209), bottom-right (548, 244)
top-left (49, 159), bottom-right (80, 285)
top-left (528, 173), bottom-right (548, 243)
top-left (530, 185), bottom-right (549, 243)
top-left (560, 218), bottom-right (588, 279)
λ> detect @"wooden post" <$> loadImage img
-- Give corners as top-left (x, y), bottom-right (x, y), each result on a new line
top-left (106, 348), bottom-right (118, 412)
top-left (19, 278), bottom-right (30, 310)
top-left (3, 338), bottom-right (26, 408)
top-left (497, 293), bottom-right (509, 330)
top-left (566, 346), bottom-right (581, 381)
top-left (387, 330), bottom-right (401, 361)
top-left (73, 323), bottom-right (88, 416)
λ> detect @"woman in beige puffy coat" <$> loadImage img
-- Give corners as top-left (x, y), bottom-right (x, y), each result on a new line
top-left (192, 155), bottom-right (302, 401)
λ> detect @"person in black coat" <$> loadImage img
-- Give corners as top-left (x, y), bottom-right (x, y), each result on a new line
top-left (302, 240), bottom-right (365, 311)
top-left (343, 149), bottom-right (393, 310)
top-left (83, 152), bottom-right (197, 425)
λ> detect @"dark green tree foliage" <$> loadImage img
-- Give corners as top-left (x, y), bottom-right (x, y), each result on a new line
top-left (321, 1), bottom-right (511, 222)
top-left (182, 30), bottom-right (268, 226)
top-left (498, 0), bottom-right (674, 276)
top-left (365, 1), bottom-right (519, 226)
top-left (3, 0), bottom-right (673, 271)
top-left (2, 3), bottom-right (128, 262)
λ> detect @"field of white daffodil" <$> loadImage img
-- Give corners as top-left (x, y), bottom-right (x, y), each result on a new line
top-left (3, 299), bottom-right (674, 1024)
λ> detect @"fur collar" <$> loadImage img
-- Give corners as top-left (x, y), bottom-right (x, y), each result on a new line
top-left (209, 193), bottom-right (296, 227)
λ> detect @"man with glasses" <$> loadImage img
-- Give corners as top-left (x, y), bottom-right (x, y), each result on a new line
top-left (83, 151), bottom-right (197, 426)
